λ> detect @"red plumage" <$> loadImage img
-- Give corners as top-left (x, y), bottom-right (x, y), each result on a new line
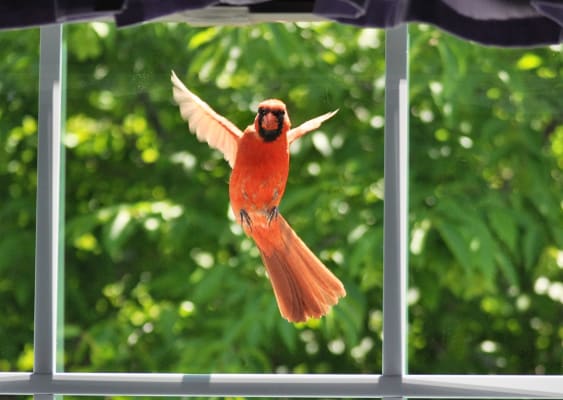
top-left (172, 72), bottom-right (345, 322)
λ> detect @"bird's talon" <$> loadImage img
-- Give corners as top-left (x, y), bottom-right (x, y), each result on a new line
top-left (267, 206), bottom-right (279, 225)
top-left (240, 209), bottom-right (252, 231)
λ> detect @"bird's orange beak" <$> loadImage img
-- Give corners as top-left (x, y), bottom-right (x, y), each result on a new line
top-left (261, 112), bottom-right (280, 131)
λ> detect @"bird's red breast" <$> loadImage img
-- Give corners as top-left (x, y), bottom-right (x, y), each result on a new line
top-left (229, 100), bottom-right (290, 228)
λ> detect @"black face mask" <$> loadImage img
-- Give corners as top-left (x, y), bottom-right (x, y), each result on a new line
top-left (258, 108), bottom-right (285, 142)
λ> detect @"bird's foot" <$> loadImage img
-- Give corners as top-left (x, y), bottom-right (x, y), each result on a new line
top-left (240, 209), bottom-right (252, 231)
top-left (266, 206), bottom-right (279, 225)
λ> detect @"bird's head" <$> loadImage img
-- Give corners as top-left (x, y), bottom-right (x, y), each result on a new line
top-left (254, 99), bottom-right (290, 142)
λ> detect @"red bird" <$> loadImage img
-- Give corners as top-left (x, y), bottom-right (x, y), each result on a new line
top-left (171, 71), bottom-right (345, 322)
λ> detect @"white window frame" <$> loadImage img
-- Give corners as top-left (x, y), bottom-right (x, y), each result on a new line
top-left (0, 22), bottom-right (561, 399)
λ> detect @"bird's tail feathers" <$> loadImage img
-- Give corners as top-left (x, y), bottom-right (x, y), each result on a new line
top-left (252, 214), bottom-right (346, 322)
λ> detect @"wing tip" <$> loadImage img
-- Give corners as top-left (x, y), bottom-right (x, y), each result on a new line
top-left (327, 109), bottom-right (339, 118)
top-left (171, 70), bottom-right (184, 87)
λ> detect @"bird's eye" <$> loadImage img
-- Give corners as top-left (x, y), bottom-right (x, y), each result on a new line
top-left (272, 110), bottom-right (285, 117)
top-left (258, 108), bottom-right (268, 115)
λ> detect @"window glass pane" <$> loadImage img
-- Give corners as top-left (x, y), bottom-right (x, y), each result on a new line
top-left (409, 26), bottom-right (562, 373)
top-left (63, 22), bottom-right (385, 373)
top-left (0, 28), bottom-right (40, 372)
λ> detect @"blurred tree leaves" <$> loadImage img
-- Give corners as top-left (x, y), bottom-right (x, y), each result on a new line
top-left (408, 26), bottom-right (562, 373)
top-left (0, 21), bottom-right (561, 378)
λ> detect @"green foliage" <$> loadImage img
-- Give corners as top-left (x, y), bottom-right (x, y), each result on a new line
top-left (408, 26), bottom-right (562, 372)
top-left (0, 20), bottom-right (561, 380)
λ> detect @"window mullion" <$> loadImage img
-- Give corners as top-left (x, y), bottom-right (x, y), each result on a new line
top-left (33, 23), bottom-right (65, 398)
top-left (383, 24), bottom-right (409, 379)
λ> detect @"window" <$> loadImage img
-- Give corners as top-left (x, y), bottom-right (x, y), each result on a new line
top-left (0, 18), bottom-right (562, 399)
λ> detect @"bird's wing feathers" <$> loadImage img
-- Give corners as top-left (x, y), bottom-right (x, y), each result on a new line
top-left (287, 109), bottom-right (339, 145)
top-left (171, 71), bottom-right (242, 167)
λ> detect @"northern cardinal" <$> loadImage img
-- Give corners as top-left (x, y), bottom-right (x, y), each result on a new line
top-left (171, 71), bottom-right (345, 322)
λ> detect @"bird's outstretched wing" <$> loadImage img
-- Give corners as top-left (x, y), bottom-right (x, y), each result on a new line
top-left (171, 71), bottom-right (242, 167)
top-left (287, 109), bottom-right (339, 145)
